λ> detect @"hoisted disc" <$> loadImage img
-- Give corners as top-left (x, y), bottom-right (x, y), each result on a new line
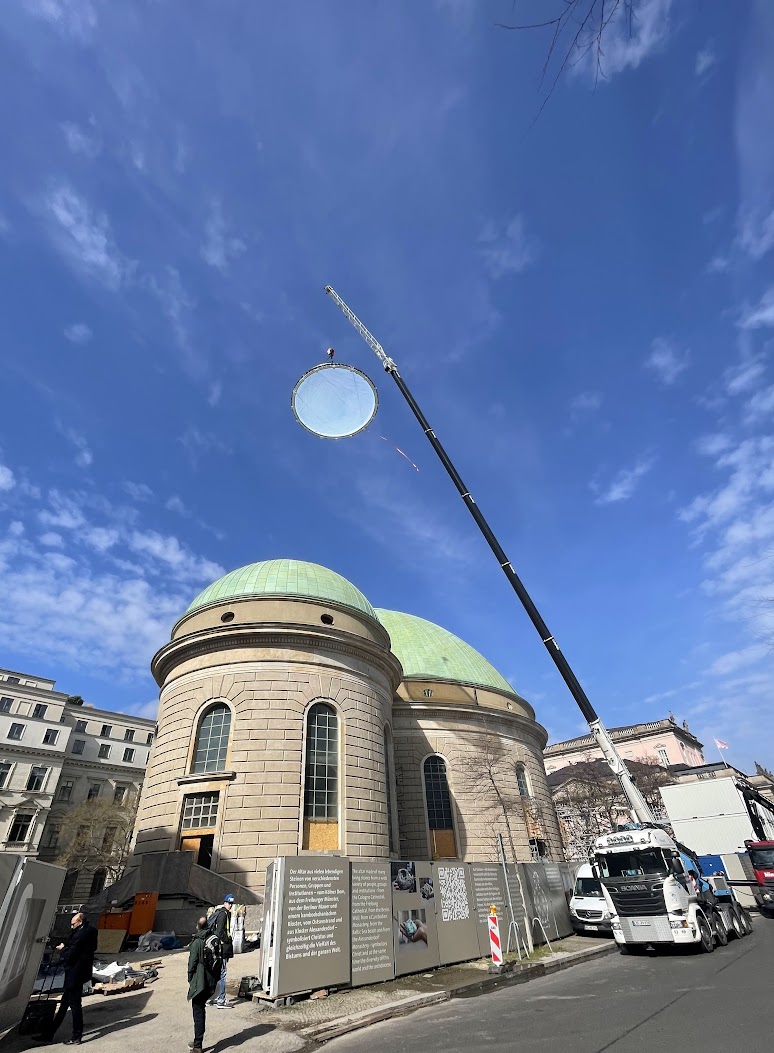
top-left (291, 362), bottom-right (379, 439)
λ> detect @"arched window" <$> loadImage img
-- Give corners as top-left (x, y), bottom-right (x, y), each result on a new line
top-left (302, 703), bottom-right (339, 850)
top-left (191, 703), bottom-right (232, 774)
top-left (383, 726), bottom-right (396, 854)
top-left (423, 755), bottom-right (457, 859)
top-left (515, 764), bottom-right (531, 798)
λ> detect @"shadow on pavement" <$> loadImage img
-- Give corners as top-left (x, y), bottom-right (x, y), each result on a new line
top-left (82, 1012), bottom-right (158, 1042)
top-left (210, 1021), bottom-right (275, 1051)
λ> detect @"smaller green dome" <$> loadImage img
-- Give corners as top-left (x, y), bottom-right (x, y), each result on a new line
top-left (376, 609), bottom-right (517, 698)
top-left (185, 559), bottom-right (377, 620)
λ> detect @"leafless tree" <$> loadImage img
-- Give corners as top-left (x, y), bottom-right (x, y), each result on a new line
top-left (56, 796), bottom-right (138, 884)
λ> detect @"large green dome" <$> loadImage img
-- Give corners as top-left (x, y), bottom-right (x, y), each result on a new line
top-left (376, 609), bottom-right (516, 698)
top-left (185, 559), bottom-right (377, 619)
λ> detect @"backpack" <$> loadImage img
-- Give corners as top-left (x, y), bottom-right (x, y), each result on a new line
top-left (202, 931), bottom-right (223, 977)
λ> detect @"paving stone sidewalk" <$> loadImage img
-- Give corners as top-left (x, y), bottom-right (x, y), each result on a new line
top-left (3, 935), bottom-right (614, 1053)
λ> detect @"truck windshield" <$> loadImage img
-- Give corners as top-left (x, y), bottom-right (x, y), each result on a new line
top-left (574, 877), bottom-right (603, 897)
top-left (748, 847), bottom-right (774, 869)
top-left (596, 850), bottom-right (667, 878)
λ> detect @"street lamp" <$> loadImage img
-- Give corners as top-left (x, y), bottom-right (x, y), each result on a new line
top-left (290, 286), bottom-right (654, 824)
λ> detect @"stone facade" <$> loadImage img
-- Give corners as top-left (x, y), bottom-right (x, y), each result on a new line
top-left (543, 716), bottom-right (705, 773)
top-left (132, 560), bottom-right (565, 898)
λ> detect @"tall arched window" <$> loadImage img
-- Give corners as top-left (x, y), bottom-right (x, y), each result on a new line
top-left (191, 703), bottom-right (232, 774)
top-left (383, 726), bottom-right (396, 854)
top-left (302, 702), bottom-right (339, 850)
top-left (423, 755), bottom-right (457, 859)
top-left (515, 764), bottom-right (531, 798)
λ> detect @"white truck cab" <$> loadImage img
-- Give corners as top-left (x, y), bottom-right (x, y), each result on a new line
top-left (569, 863), bottom-right (612, 935)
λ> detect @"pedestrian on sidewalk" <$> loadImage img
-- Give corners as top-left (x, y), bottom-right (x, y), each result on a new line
top-left (35, 912), bottom-right (98, 1045)
top-left (188, 916), bottom-right (219, 1053)
top-left (208, 894), bottom-right (235, 1008)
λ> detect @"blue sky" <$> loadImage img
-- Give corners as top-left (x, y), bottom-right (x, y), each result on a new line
top-left (1, 0), bottom-right (773, 774)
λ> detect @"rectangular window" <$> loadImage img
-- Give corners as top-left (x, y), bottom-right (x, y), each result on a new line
top-left (0, 762), bottom-right (11, 789)
top-left (8, 723), bottom-right (24, 741)
top-left (7, 813), bottom-right (33, 843)
top-left (181, 792), bottom-right (220, 831)
top-left (146, 732), bottom-right (154, 745)
top-left (33, 703), bottom-right (48, 719)
top-left (102, 827), bottom-right (117, 852)
top-left (100, 724), bottom-right (112, 738)
top-left (98, 744), bottom-right (111, 759)
top-left (74, 720), bottom-right (87, 733)
top-left (0, 697), bottom-right (12, 713)
top-left (43, 728), bottom-right (59, 745)
top-left (71, 739), bottom-right (85, 755)
top-left (58, 780), bottom-right (74, 802)
top-left (42, 823), bottom-right (61, 850)
top-left (26, 766), bottom-right (48, 792)
top-left (657, 747), bottom-right (669, 766)
top-left (87, 783), bottom-right (101, 800)
top-left (123, 748), bottom-right (135, 763)
top-left (6, 676), bottom-right (20, 685)
top-left (124, 729), bottom-right (135, 742)
top-left (113, 786), bottom-right (126, 805)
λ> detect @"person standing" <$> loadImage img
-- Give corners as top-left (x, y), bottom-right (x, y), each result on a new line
top-left (208, 894), bottom-right (235, 1008)
top-left (187, 917), bottom-right (218, 1053)
top-left (36, 912), bottom-right (97, 1045)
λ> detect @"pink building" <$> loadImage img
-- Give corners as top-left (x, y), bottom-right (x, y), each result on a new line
top-left (544, 716), bottom-right (705, 774)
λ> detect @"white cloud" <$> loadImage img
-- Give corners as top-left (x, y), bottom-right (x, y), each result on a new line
top-left (40, 532), bottom-right (64, 548)
top-left (208, 381), bottom-right (222, 408)
top-left (708, 645), bottom-right (768, 677)
top-left (706, 254), bottom-right (729, 274)
top-left (58, 426), bottom-right (93, 468)
top-left (179, 426), bottom-right (229, 467)
top-left (695, 433), bottom-right (733, 457)
top-left (41, 183), bottom-right (130, 291)
top-left (63, 322), bottom-right (93, 344)
top-left (644, 337), bottom-right (690, 385)
top-left (0, 464), bottom-right (15, 492)
top-left (593, 455), bottom-right (655, 505)
top-left (574, 0), bottom-right (672, 79)
top-left (23, 0), bottom-right (97, 41)
top-left (128, 529), bottom-right (223, 581)
top-left (478, 216), bottom-right (535, 279)
top-left (123, 481), bottom-right (153, 502)
top-left (695, 46), bottom-right (716, 77)
top-left (61, 120), bottom-right (101, 159)
top-left (145, 267), bottom-right (202, 373)
top-left (744, 384), bottom-right (774, 423)
top-left (735, 1), bottom-right (774, 260)
top-left (201, 201), bottom-right (246, 273)
top-left (724, 354), bottom-right (766, 395)
top-left (740, 286), bottom-right (774, 330)
top-left (570, 391), bottom-right (602, 416)
top-left (165, 495), bottom-right (189, 517)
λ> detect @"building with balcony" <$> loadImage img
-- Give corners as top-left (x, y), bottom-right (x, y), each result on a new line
top-left (0, 667), bottom-right (154, 905)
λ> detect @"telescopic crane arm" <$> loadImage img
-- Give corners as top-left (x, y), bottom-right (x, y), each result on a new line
top-left (324, 284), bottom-right (656, 828)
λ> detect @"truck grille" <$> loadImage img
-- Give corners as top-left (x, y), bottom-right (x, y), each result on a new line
top-left (619, 916), bottom-right (672, 943)
top-left (606, 884), bottom-right (666, 917)
top-left (576, 909), bottom-right (604, 920)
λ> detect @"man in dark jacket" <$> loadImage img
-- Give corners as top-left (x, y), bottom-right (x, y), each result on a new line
top-left (36, 912), bottom-right (98, 1045)
top-left (188, 916), bottom-right (218, 1053)
top-left (208, 894), bottom-right (235, 1008)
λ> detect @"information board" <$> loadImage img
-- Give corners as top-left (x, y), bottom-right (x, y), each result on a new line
top-left (470, 863), bottom-right (508, 957)
top-left (350, 862), bottom-right (394, 986)
top-left (391, 860), bottom-right (440, 976)
top-left (433, 862), bottom-right (480, 965)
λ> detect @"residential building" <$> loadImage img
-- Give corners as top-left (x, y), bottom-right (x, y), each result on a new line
top-left (0, 667), bottom-right (155, 905)
top-left (543, 716), bottom-right (705, 774)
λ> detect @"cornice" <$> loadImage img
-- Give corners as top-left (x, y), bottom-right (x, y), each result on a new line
top-left (392, 700), bottom-right (549, 750)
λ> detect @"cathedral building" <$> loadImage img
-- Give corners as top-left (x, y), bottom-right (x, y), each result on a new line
top-left (132, 559), bottom-right (562, 898)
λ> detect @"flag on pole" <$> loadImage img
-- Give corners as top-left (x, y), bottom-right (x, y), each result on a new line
top-left (714, 738), bottom-right (729, 751)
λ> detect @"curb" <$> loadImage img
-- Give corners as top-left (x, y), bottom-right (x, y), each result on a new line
top-left (299, 941), bottom-right (617, 1045)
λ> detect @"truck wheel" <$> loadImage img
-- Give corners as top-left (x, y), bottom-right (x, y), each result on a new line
top-left (740, 908), bottom-right (753, 935)
top-left (713, 911), bottom-right (729, 946)
top-left (728, 906), bottom-right (745, 940)
top-left (697, 916), bottom-right (715, 953)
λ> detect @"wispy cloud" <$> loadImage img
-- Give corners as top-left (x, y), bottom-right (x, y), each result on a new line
top-left (63, 322), bottom-right (93, 344)
top-left (0, 463), bottom-right (15, 492)
top-left (24, 0), bottom-right (98, 42)
top-left (123, 481), bottom-right (153, 503)
top-left (41, 182), bottom-right (131, 291)
top-left (573, 0), bottom-right (672, 80)
top-left (695, 45), bottom-right (716, 78)
top-left (200, 200), bottom-right (246, 273)
top-left (569, 391), bottom-right (603, 418)
top-left (735, 0), bottom-right (774, 260)
top-left (208, 381), bottom-right (222, 408)
top-left (644, 337), bottom-right (690, 385)
top-left (593, 454), bottom-right (655, 505)
top-left (740, 285), bottom-right (774, 329)
top-left (708, 645), bottom-right (768, 677)
top-left (61, 120), bottom-right (101, 159)
top-left (478, 216), bottom-right (535, 279)
top-left (57, 424), bottom-right (93, 468)
top-left (179, 426), bottom-right (229, 467)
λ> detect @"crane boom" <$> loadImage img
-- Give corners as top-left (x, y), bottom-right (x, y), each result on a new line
top-left (324, 284), bottom-right (656, 828)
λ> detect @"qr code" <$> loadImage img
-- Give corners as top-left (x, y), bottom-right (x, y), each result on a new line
top-left (438, 866), bottom-right (470, 922)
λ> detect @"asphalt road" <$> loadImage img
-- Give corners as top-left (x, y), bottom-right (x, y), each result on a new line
top-left (326, 920), bottom-right (774, 1053)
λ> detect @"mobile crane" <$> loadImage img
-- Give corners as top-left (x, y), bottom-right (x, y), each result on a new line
top-left (324, 287), bottom-right (752, 954)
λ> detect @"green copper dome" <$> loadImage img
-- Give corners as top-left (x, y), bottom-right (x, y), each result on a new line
top-left (185, 559), bottom-right (377, 619)
top-left (376, 609), bottom-right (517, 698)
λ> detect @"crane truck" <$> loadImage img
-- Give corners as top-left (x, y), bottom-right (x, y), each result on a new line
top-left (323, 287), bottom-right (754, 960)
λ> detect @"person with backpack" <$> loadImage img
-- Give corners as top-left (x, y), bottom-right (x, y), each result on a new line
top-left (187, 917), bottom-right (219, 1053)
top-left (208, 894), bottom-right (235, 1008)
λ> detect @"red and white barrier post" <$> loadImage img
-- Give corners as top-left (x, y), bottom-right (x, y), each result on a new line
top-left (488, 905), bottom-right (503, 967)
